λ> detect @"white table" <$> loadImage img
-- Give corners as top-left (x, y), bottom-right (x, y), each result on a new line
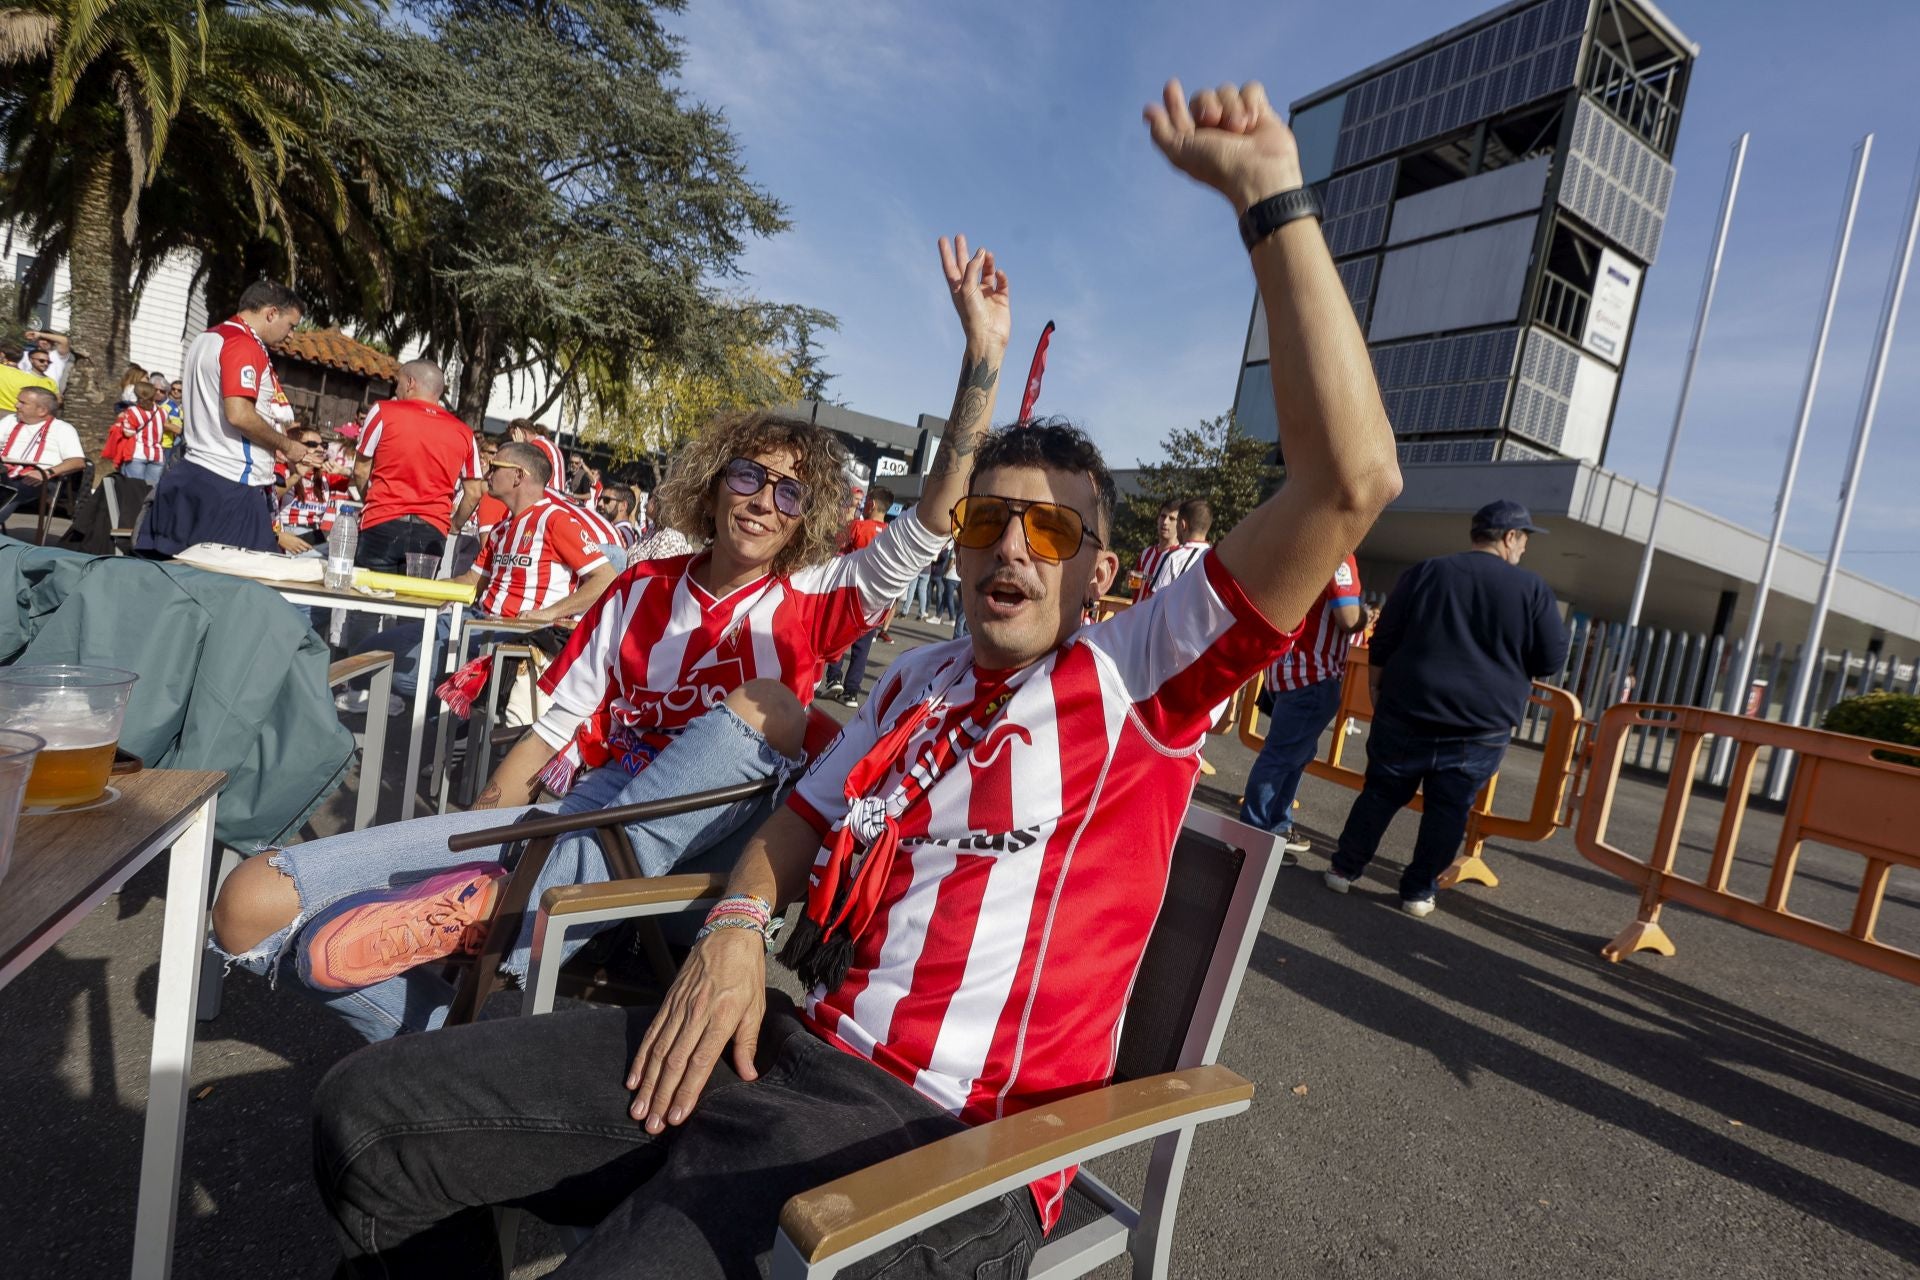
top-left (257, 578), bottom-right (466, 821)
top-left (1, 769), bottom-right (224, 1279)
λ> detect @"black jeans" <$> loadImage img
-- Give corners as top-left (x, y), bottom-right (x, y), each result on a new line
top-left (1331, 711), bottom-right (1509, 901)
top-left (356, 515), bottom-right (446, 573)
top-left (313, 996), bottom-right (1098, 1277)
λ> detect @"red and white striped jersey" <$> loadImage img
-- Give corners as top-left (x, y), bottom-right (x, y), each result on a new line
top-left (1140, 540), bottom-right (1208, 599)
top-left (471, 496), bottom-right (609, 619)
top-left (787, 551), bottom-right (1298, 1228)
top-left (1266, 554), bottom-right (1363, 691)
top-left (547, 486), bottom-right (619, 546)
top-left (1131, 542), bottom-right (1169, 593)
top-left (532, 510), bottom-right (945, 789)
top-left (114, 405), bottom-right (168, 463)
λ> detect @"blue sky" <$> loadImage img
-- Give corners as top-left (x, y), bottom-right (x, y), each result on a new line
top-left (665, 0), bottom-right (1920, 595)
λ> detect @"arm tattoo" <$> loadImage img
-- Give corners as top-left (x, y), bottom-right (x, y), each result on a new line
top-left (929, 355), bottom-right (998, 478)
top-left (477, 781), bottom-right (503, 808)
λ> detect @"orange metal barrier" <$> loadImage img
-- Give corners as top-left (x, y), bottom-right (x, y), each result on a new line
top-left (1573, 703), bottom-right (1920, 984)
top-left (1235, 647), bottom-right (1584, 888)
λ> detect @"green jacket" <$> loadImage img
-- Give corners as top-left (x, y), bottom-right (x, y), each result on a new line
top-left (0, 539), bottom-right (352, 852)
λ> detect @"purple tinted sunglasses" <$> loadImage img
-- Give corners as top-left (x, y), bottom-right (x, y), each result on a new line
top-left (723, 457), bottom-right (808, 518)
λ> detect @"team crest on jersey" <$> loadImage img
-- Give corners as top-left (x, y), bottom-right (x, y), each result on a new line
top-left (968, 721), bottom-right (1031, 767)
top-left (624, 655), bottom-right (748, 727)
top-left (1334, 562), bottom-right (1354, 587)
top-left (239, 365), bottom-right (258, 390)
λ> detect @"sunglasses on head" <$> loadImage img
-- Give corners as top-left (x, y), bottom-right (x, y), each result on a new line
top-left (722, 457), bottom-right (808, 518)
top-left (950, 495), bottom-right (1102, 563)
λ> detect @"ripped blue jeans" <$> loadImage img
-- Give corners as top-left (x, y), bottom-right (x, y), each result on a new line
top-left (212, 703), bottom-right (801, 1042)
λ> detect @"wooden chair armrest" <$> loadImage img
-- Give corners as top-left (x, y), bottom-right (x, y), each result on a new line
top-left (327, 651), bottom-right (396, 686)
top-left (537, 872), bottom-right (730, 920)
top-left (445, 777), bottom-right (778, 853)
top-left (778, 1064), bottom-right (1254, 1267)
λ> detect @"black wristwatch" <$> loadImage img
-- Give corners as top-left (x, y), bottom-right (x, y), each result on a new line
top-left (1238, 185), bottom-right (1323, 252)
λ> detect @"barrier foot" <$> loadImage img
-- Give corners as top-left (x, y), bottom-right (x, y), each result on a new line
top-left (1602, 919), bottom-right (1676, 963)
top-left (1438, 853), bottom-right (1498, 890)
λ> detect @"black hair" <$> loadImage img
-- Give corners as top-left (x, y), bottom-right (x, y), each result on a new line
top-left (235, 279), bottom-right (305, 314)
top-left (867, 485), bottom-right (894, 512)
top-left (1178, 497), bottom-right (1213, 539)
top-left (967, 417), bottom-right (1117, 540)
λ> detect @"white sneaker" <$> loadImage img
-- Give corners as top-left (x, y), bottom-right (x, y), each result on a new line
top-left (333, 688), bottom-right (369, 712)
top-left (1401, 896), bottom-right (1437, 918)
top-left (1322, 870), bottom-right (1356, 894)
top-left (384, 694), bottom-right (407, 718)
top-left (1280, 832), bottom-right (1312, 855)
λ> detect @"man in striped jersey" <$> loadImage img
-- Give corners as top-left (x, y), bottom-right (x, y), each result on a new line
top-left (1140, 495), bottom-right (1213, 597)
top-left (1126, 496), bottom-right (1181, 595)
top-left (349, 441), bottom-right (619, 707)
top-left (308, 79), bottom-right (1403, 1278)
top-left (1240, 553), bottom-right (1365, 861)
top-left (211, 234), bottom-right (1007, 1045)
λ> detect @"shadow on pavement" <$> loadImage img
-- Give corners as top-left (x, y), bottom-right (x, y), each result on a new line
top-left (1260, 866), bottom-right (1920, 1267)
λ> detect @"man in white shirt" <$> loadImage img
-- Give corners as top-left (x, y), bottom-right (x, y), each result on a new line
top-left (18, 331), bottom-right (73, 393)
top-left (0, 386), bottom-right (86, 525)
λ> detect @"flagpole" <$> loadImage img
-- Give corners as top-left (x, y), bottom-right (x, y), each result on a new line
top-left (1624, 134), bottom-right (1749, 629)
top-left (1780, 144), bottom-right (1920, 736)
top-left (1719, 136), bottom-right (1871, 737)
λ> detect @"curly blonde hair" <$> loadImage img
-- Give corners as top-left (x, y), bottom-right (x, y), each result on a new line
top-left (655, 411), bottom-right (853, 578)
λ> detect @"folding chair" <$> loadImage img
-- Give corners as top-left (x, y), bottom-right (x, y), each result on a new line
top-left (438, 704), bottom-right (847, 1026)
top-left (511, 804), bottom-right (1284, 1279)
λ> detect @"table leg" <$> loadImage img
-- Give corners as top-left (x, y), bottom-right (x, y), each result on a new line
top-left (400, 610), bottom-right (436, 821)
top-left (435, 622), bottom-right (475, 815)
top-left (130, 797), bottom-right (219, 1280)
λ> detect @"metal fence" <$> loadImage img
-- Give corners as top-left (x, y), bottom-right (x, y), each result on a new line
top-left (1515, 615), bottom-right (1919, 800)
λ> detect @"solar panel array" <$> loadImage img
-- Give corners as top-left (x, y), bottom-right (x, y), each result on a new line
top-left (1559, 98), bottom-right (1675, 263)
top-left (1372, 327), bottom-right (1518, 437)
top-left (1330, 0), bottom-right (1586, 172)
top-left (1499, 438), bottom-right (1558, 461)
top-left (1508, 328), bottom-right (1581, 450)
top-left (1322, 160), bottom-right (1396, 257)
top-left (1397, 437), bottom-right (1499, 465)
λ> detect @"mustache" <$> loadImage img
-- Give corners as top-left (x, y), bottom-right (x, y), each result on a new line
top-left (973, 568), bottom-right (1044, 599)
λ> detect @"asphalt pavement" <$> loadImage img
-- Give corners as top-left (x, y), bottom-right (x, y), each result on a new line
top-left (2, 612), bottom-right (1915, 1278)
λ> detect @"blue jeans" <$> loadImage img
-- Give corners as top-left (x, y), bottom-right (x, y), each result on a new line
top-left (213, 703), bottom-right (801, 1041)
top-left (121, 459), bottom-right (165, 485)
top-left (902, 570), bottom-right (931, 616)
top-left (1239, 677), bottom-right (1343, 834)
top-left (1331, 711), bottom-right (1508, 902)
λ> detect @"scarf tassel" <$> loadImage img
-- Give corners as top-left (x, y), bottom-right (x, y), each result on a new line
top-left (777, 892), bottom-right (858, 993)
top-left (435, 654), bottom-right (494, 720)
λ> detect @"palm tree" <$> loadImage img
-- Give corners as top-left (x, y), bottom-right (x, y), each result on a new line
top-left (0, 0), bottom-right (364, 447)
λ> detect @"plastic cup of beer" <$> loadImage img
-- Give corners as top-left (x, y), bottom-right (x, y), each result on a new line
top-left (0, 665), bottom-right (138, 808)
top-left (0, 729), bottom-right (44, 883)
top-left (404, 551), bottom-right (439, 580)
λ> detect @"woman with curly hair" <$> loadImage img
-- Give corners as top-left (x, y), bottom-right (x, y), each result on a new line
top-left (209, 235), bottom-right (1013, 1042)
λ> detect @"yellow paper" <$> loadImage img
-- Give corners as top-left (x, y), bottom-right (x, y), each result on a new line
top-left (351, 569), bottom-right (478, 604)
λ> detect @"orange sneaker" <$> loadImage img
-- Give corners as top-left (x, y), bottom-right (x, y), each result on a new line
top-left (297, 862), bottom-right (508, 992)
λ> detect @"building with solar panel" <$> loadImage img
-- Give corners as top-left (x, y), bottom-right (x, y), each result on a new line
top-left (1234, 0), bottom-right (1696, 467)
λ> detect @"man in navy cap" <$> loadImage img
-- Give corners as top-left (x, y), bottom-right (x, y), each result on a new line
top-left (1323, 498), bottom-right (1568, 916)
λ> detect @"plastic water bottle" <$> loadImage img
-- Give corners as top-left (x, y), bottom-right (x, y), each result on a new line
top-left (325, 509), bottom-right (359, 592)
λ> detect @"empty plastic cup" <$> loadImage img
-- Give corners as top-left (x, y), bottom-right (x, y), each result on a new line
top-left (0, 665), bottom-right (139, 808)
top-left (404, 551), bottom-right (440, 580)
top-left (0, 729), bottom-right (44, 884)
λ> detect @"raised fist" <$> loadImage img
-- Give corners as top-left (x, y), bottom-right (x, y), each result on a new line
top-left (1144, 79), bottom-right (1303, 213)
